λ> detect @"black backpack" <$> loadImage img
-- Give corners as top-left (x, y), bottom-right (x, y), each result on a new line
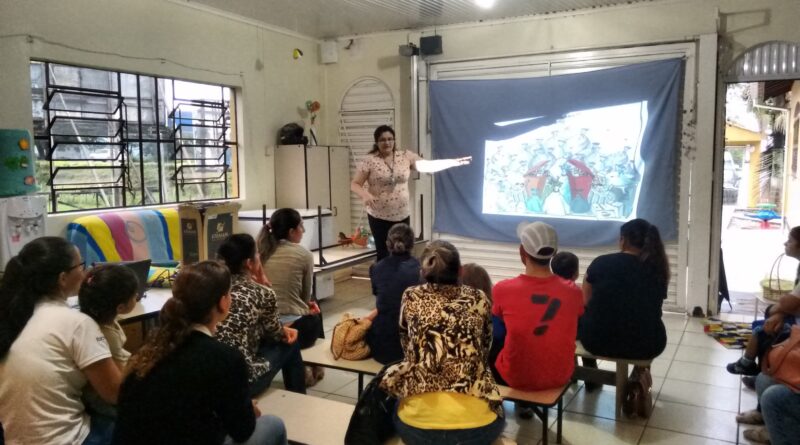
top-left (278, 123), bottom-right (308, 146)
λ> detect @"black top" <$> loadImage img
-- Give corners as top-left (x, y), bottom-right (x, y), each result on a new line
top-left (113, 331), bottom-right (256, 445)
top-left (578, 252), bottom-right (667, 360)
top-left (366, 253), bottom-right (421, 364)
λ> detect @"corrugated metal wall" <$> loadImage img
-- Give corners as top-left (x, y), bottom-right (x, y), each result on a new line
top-left (726, 41), bottom-right (800, 82)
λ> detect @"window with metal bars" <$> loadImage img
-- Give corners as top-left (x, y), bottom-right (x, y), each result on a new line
top-left (30, 61), bottom-right (239, 213)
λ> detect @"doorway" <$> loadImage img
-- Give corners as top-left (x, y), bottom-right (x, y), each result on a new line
top-left (717, 42), bottom-right (800, 316)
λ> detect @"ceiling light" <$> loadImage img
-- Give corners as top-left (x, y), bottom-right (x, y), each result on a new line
top-left (475, 0), bottom-right (495, 9)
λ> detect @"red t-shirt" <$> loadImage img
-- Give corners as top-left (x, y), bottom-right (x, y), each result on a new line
top-left (492, 274), bottom-right (584, 391)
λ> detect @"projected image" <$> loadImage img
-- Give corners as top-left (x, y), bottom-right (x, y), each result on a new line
top-left (482, 102), bottom-right (648, 220)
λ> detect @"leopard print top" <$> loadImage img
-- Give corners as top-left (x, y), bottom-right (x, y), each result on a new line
top-left (380, 283), bottom-right (503, 415)
top-left (216, 274), bottom-right (284, 383)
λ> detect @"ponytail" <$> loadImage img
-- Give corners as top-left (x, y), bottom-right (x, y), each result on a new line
top-left (126, 261), bottom-right (230, 378)
top-left (258, 209), bottom-right (302, 263)
top-left (0, 237), bottom-right (75, 358)
top-left (620, 219), bottom-right (670, 287)
top-left (420, 240), bottom-right (461, 285)
top-left (386, 223), bottom-right (414, 256)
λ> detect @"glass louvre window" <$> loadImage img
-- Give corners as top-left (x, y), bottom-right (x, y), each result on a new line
top-left (30, 61), bottom-right (239, 213)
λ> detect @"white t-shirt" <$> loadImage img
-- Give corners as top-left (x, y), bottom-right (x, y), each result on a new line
top-left (0, 300), bottom-right (111, 445)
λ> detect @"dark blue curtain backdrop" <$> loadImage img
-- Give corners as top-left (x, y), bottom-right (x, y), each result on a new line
top-left (430, 58), bottom-right (683, 246)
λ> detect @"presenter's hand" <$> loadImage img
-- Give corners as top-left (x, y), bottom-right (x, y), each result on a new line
top-left (455, 156), bottom-right (472, 166)
top-left (362, 193), bottom-right (377, 207)
top-left (283, 326), bottom-right (299, 344)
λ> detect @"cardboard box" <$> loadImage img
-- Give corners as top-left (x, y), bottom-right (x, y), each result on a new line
top-left (178, 202), bottom-right (241, 264)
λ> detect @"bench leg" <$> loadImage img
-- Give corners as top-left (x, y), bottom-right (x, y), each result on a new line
top-left (557, 397), bottom-right (563, 444)
top-left (541, 405), bottom-right (549, 445)
top-left (615, 362), bottom-right (628, 418)
top-left (357, 373), bottom-right (364, 398)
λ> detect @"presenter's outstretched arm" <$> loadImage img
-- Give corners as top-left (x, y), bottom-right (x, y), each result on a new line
top-left (413, 156), bottom-right (472, 173)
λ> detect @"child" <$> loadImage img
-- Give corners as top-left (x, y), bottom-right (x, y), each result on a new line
top-left (551, 251), bottom-right (579, 282)
top-left (462, 263), bottom-right (493, 302)
top-left (79, 264), bottom-right (141, 417)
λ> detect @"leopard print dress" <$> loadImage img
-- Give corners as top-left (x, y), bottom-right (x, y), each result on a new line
top-left (216, 274), bottom-right (284, 383)
top-left (380, 283), bottom-right (503, 415)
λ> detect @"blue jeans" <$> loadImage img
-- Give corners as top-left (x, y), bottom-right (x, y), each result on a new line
top-left (224, 415), bottom-right (287, 445)
top-left (394, 411), bottom-right (505, 445)
top-left (757, 374), bottom-right (800, 445)
top-left (82, 414), bottom-right (115, 445)
top-left (249, 341), bottom-right (306, 397)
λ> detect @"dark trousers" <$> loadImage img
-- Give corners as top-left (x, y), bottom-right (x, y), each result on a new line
top-left (250, 340), bottom-right (306, 396)
top-left (291, 313), bottom-right (325, 350)
top-left (368, 215), bottom-right (411, 261)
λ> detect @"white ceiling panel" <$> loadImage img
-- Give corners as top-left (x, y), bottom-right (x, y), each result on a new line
top-left (174, 0), bottom-right (664, 39)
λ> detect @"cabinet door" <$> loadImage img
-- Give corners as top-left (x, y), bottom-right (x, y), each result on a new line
top-left (306, 147), bottom-right (331, 210)
top-left (275, 145), bottom-right (308, 209)
top-left (329, 146), bottom-right (352, 236)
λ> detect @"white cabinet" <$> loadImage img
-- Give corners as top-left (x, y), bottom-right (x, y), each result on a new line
top-left (274, 145), bottom-right (351, 239)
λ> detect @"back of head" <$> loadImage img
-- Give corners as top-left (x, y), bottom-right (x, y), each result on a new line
top-left (461, 263), bottom-right (492, 300)
top-left (517, 221), bottom-right (558, 266)
top-left (217, 233), bottom-right (256, 275)
top-left (258, 208), bottom-right (302, 263)
top-left (551, 251), bottom-right (579, 281)
top-left (127, 261), bottom-right (231, 378)
top-left (79, 265), bottom-right (139, 324)
top-left (420, 240), bottom-right (461, 285)
top-left (0, 236), bottom-right (75, 357)
top-left (387, 223), bottom-right (415, 256)
top-left (620, 218), bottom-right (670, 286)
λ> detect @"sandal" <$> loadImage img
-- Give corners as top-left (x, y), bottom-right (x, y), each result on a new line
top-left (736, 409), bottom-right (764, 425)
top-left (743, 426), bottom-right (770, 443)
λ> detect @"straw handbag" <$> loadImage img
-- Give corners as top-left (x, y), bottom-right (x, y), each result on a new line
top-left (761, 254), bottom-right (796, 301)
top-left (331, 313), bottom-right (372, 360)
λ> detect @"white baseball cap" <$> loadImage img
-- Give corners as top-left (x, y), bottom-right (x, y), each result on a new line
top-left (517, 221), bottom-right (558, 260)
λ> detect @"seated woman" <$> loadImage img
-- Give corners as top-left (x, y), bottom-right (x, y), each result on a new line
top-left (215, 234), bottom-right (306, 396)
top-left (0, 237), bottom-right (121, 445)
top-left (362, 223), bottom-right (421, 364)
top-left (579, 218), bottom-right (669, 360)
top-left (257, 209), bottom-right (322, 350)
top-left (113, 261), bottom-right (287, 445)
top-left (380, 241), bottom-right (505, 444)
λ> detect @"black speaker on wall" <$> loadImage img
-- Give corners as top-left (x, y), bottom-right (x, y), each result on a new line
top-left (420, 35), bottom-right (443, 56)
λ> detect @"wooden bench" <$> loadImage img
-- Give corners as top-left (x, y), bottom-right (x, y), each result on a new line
top-left (499, 384), bottom-right (568, 445)
top-left (256, 388), bottom-right (354, 445)
top-left (572, 341), bottom-right (653, 418)
top-left (302, 338), bottom-right (383, 396)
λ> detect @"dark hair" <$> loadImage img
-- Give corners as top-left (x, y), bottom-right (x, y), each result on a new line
top-left (258, 208), bottom-right (302, 263)
top-left (126, 261), bottom-right (230, 378)
top-left (420, 240), bottom-right (461, 285)
top-left (368, 125), bottom-right (396, 155)
top-left (217, 233), bottom-right (257, 275)
top-left (0, 237), bottom-right (76, 357)
top-left (79, 265), bottom-right (139, 325)
top-left (790, 226), bottom-right (800, 285)
top-left (387, 223), bottom-right (414, 256)
top-left (461, 263), bottom-right (492, 301)
top-left (551, 251), bottom-right (579, 281)
top-left (620, 219), bottom-right (670, 287)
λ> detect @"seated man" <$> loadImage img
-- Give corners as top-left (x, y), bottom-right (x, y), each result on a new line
top-left (491, 222), bottom-right (584, 418)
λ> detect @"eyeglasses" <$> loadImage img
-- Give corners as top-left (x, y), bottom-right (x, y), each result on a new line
top-left (68, 261), bottom-right (86, 271)
top-left (378, 138), bottom-right (395, 143)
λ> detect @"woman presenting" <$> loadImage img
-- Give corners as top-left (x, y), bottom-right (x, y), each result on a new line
top-left (350, 125), bottom-right (471, 260)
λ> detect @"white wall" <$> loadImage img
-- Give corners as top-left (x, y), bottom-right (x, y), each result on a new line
top-left (0, 0), bottom-right (324, 235)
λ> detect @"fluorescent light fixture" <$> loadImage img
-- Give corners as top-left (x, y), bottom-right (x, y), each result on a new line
top-left (494, 116), bottom-right (542, 127)
top-left (475, 0), bottom-right (495, 9)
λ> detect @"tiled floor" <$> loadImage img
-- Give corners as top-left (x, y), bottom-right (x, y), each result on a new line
top-left (272, 278), bottom-right (761, 444)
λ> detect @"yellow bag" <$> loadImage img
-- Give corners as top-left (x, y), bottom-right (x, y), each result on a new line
top-left (331, 313), bottom-right (372, 360)
top-left (761, 254), bottom-right (795, 301)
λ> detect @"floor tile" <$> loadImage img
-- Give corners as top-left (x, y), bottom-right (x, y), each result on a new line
top-left (679, 332), bottom-right (729, 350)
top-left (666, 329), bottom-right (684, 345)
top-left (639, 427), bottom-right (735, 444)
top-left (658, 343), bottom-right (678, 360)
top-left (331, 378), bottom-right (360, 399)
top-left (666, 361), bottom-right (740, 388)
top-left (324, 393), bottom-right (358, 405)
top-left (684, 318), bottom-right (708, 333)
top-left (673, 344), bottom-right (742, 367)
top-left (658, 378), bottom-right (742, 412)
top-left (662, 314), bottom-right (689, 331)
top-left (309, 368), bottom-right (357, 393)
top-left (541, 411), bottom-right (644, 444)
top-left (647, 400), bottom-right (738, 442)
top-left (565, 378), bottom-right (664, 424)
